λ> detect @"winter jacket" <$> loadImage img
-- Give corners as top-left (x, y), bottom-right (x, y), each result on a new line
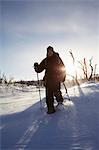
top-left (35, 52), bottom-right (66, 84)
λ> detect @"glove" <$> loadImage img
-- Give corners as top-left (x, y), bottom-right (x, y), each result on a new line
top-left (34, 62), bottom-right (39, 72)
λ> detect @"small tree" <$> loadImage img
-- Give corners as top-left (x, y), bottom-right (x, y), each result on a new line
top-left (89, 57), bottom-right (94, 80)
top-left (78, 57), bottom-right (97, 81)
top-left (69, 49), bottom-right (79, 85)
top-left (94, 64), bottom-right (97, 80)
top-left (0, 70), bottom-right (2, 84)
top-left (84, 58), bottom-right (88, 80)
top-left (2, 74), bottom-right (7, 84)
top-left (78, 58), bottom-right (88, 80)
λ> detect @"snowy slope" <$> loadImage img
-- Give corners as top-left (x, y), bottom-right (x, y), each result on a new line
top-left (0, 82), bottom-right (99, 150)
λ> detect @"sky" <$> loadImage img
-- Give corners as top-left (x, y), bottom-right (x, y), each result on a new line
top-left (0, 0), bottom-right (99, 81)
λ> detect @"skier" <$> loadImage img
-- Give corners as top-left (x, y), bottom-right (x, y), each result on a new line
top-left (34, 46), bottom-right (66, 114)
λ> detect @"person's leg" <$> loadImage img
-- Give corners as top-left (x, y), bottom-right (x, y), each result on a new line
top-left (46, 85), bottom-right (55, 113)
top-left (54, 82), bottom-right (63, 103)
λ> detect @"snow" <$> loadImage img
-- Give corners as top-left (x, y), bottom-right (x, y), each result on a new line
top-left (0, 82), bottom-right (99, 150)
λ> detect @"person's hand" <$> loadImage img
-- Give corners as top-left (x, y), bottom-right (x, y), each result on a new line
top-left (34, 62), bottom-right (38, 72)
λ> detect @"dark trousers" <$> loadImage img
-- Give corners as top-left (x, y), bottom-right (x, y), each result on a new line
top-left (46, 82), bottom-right (63, 110)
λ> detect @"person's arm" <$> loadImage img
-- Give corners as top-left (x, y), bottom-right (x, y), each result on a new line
top-left (34, 58), bottom-right (46, 73)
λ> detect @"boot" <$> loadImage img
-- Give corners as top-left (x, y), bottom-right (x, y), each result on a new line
top-left (47, 107), bottom-right (56, 114)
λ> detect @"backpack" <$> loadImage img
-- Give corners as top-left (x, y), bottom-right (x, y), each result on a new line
top-left (56, 54), bottom-right (66, 82)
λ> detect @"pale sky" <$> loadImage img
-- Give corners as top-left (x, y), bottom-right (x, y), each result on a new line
top-left (0, 0), bottom-right (99, 81)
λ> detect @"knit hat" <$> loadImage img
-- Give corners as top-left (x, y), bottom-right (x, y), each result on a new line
top-left (47, 46), bottom-right (54, 52)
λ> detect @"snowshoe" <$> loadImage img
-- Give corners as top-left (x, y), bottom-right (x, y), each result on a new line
top-left (55, 102), bottom-right (64, 110)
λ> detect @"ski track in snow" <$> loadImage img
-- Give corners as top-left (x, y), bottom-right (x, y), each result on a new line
top-left (0, 82), bottom-right (99, 150)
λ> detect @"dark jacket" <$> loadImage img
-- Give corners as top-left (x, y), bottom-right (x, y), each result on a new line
top-left (36, 52), bottom-right (66, 84)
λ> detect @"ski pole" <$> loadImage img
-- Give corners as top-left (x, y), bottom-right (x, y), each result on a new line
top-left (63, 82), bottom-right (71, 101)
top-left (36, 72), bottom-right (43, 109)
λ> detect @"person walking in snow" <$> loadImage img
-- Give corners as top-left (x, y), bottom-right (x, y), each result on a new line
top-left (34, 46), bottom-right (66, 114)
